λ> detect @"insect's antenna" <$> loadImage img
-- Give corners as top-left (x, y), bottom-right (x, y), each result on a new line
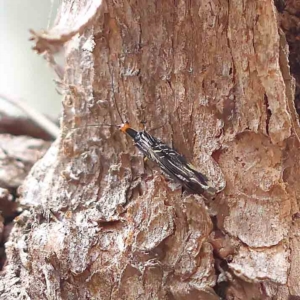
top-left (113, 96), bottom-right (124, 124)
top-left (70, 124), bottom-right (119, 131)
top-left (110, 64), bottom-right (124, 123)
top-left (85, 124), bottom-right (119, 128)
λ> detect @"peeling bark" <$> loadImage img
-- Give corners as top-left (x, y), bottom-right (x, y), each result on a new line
top-left (30, 0), bottom-right (103, 54)
top-left (0, 135), bottom-right (50, 189)
top-left (2, 0), bottom-right (300, 299)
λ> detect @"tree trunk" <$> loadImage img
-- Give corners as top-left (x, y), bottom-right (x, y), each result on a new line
top-left (1, 0), bottom-right (300, 299)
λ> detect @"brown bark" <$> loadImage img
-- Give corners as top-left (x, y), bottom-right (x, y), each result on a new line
top-left (1, 0), bottom-right (300, 299)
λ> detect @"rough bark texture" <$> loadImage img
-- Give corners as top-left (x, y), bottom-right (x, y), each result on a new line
top-left (1, 0), bottom-right (300, 299)
top-left (0, 135), bottom-right (50, 276)
top-left (0, 135), bottom-right (50, 189)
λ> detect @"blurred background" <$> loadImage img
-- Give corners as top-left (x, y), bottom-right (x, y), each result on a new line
top-left (0, 0), bottom-right (61, 119)
top-left (0, 0), bottom-right (63, 270)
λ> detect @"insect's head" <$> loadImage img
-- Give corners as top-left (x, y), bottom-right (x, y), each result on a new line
top-left (118, 121), bottom-right (138, 139)
top-left (118, 121), bottom-right (130, 133)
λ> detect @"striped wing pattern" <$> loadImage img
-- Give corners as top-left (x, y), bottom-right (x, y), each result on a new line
top-left (134, 131), bottom-right (215, 194)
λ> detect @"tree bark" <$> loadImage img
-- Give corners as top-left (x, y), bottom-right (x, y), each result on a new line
top-left (1, 0), bottom-right (300, 299)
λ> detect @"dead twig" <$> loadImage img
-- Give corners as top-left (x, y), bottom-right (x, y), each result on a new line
top-left (0, 93), bottom-right (59, 139)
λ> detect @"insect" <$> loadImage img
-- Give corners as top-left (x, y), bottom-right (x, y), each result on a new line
top-left (85, 95), bottom-right (216, 195)
top-left (117, 121), bottom-right (216, 195)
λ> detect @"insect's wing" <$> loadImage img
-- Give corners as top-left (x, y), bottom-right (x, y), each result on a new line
top-left (135, 131), bottom-right (216, 195)
top-left (185, 163), bottom-right (209, 184)
top-left (152, 141), bottom-right (215, 194)
top-left (135, 132), bottom-right (186, 180)
top-left (134, 131), bottom-right (159, 160)
top-left (164, 148), bottom-right (209, 183)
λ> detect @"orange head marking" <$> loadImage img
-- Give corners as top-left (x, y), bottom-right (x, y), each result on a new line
top-left (119, 121), bottom-right (130, 133)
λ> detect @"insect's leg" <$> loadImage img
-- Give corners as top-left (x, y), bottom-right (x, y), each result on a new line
top-left (142, 156), bottom-right (154, 178)
top-left (139, 120), bottom-right (165, 133)
top-left (139, 120), bottom-right (147, 131)
top-left (148, 122), bottom-right (167, 134)
top-left (138, 120), bottom-right (165, 133)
